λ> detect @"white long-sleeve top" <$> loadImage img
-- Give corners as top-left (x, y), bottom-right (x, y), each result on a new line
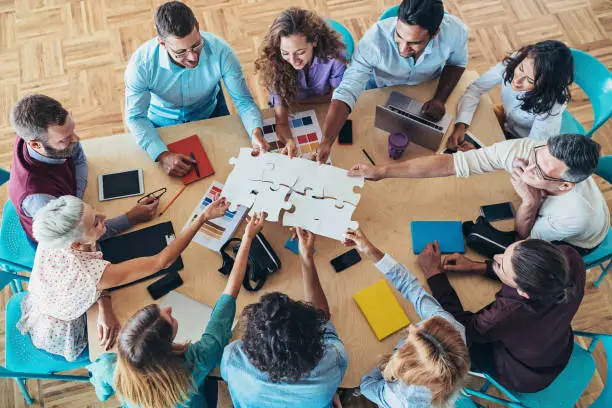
top-left (456, 62), bottom-right (567, 141)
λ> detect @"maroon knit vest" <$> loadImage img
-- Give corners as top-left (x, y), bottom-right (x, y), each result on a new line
top-left (8, 136), bottom-right (77, 241)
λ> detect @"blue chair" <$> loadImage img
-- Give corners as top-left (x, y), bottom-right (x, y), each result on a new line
top-left (379, 5), bottom-right (400, 20)
top-left (463, 331), bottom-right (612, 407)
top-left (0, 199), bottom-right (37, 272)
top-left (328, 19), bottom-right (355, 60)
top-left (0, 272), bottom-right (91, 404)
top-left (560, 49), bottom-right (612, 138)
top-left (0, 168), bottom-right (9, 186)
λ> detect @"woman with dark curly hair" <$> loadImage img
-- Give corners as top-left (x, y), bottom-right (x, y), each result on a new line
top-left (221, 228), bottom-right (348, 407)
top-left (255, 7), bottom-right (347, 158)
top-left (448, 40), bottom-right (574, 150)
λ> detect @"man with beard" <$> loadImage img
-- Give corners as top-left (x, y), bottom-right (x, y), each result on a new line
top-left (125, 1), bottom-right (265, 177)
top-left (8, 94), bottom-right (158, 243)
top-left (315, 0), bottom-right (468, 163)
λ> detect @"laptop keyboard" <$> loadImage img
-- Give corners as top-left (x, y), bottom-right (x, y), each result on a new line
top-left (387, 105), bottom-right (443, 131)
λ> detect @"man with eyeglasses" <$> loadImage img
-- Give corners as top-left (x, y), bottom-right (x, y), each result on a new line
top-left (125, 1), bottom-right (265, 177)
top-left (348, 134), bottom-right (609, 253)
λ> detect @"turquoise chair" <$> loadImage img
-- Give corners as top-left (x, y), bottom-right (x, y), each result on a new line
top-left (328, 19), bottom-right (355, 60)
top-left (560, 49), bottom-right (612, 138)
top-left (585, 155), bottom-right (612, 287)
top-left (0, 199), bottom-right (37, 272)
top-left (0, 271), bottom-right (91, 405)
top-left (463, 331), bottom-right (612, 407)
top-left (379, 5), bottom-right (400, 20)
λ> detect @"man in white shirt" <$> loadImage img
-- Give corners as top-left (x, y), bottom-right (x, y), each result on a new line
top-left (349, 134), bottom-right (608, 252)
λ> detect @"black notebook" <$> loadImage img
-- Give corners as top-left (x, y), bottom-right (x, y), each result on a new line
top-left (99, 221), bottom-right (184, 292)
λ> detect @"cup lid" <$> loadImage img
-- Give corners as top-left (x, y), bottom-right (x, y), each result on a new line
top-left (389, 132), bottom-right (409, 146)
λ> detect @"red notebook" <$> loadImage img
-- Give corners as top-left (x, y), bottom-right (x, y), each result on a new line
top-left (167, 135), bottom-right (214, 185)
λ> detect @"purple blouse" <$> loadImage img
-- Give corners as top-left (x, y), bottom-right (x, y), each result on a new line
top-left (269, 56), bottom-right (346, 106)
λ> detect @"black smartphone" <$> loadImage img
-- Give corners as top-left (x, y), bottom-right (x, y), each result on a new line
top-left (147, 272), bottom-right (184, 300)
top-left (331, 249), bottom-right (362, 273)
top-left (480, 202), bottom-right (515, 222)
top-left (338, 120), bottom-right (353, 145)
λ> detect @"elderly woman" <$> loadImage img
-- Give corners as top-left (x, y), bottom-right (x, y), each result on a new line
top-left (17, 195), bottom-right (230, 361)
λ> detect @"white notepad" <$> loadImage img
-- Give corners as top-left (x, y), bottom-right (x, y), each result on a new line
top-left (159, 291), bottom-right (214, 344)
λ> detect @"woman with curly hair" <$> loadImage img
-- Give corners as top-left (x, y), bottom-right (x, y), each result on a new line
top-left (221, 228), bottom-right (348, 407)
top-left (447, 40), bottom-right (574, 151)
top-left (255, 7), bottom-right (347, 158)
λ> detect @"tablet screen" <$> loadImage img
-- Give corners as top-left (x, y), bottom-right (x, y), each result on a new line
top-left (102, 170), bottom-right (141, 199)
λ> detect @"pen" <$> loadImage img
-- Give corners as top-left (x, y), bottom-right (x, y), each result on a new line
top-left (159, 185), bottom-right (187, 217)
top-left (190, 152), bottom-right (200, 177)
top-left (362, 148), bottom-right (376, 166)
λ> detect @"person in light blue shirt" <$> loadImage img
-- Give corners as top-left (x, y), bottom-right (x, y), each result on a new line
top-left (221, 228), bottom-right (348, 408)
top-left (315, 0), bottom-right (468, 163)
top-left (125, 1), bottom-right (266, 177)
top-left (342, 228), bottom-right (471, 408)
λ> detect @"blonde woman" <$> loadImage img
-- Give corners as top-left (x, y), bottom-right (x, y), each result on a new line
top-left (343, 229), bottom-right (470, 407)
top-left (88, 213), bottom-right (266, 408)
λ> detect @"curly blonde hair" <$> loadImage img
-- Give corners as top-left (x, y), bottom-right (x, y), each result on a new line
top-left (255, 7), bottom-right (347, 106)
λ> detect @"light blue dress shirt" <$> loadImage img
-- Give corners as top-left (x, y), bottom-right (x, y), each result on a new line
top-left (220, 320), bottom-right (348, 408)
top-left (333, 14), bottom-right (469, 110)
top-left (125, 31), bottom-right (264, 160)
top-left (359, 254), bottom-right (467, 408)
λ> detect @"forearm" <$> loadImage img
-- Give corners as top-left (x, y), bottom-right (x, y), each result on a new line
top-left (99, 215), bottom-right (132, 241)
top-left (321, 99), bottom-right (350, 147)
top-left (301, 258), bottom-right (330, 318)
top-left (514, 200), bottom-right (541, 239)
top-left (223, 236), bottom-right (253, 297)
top-left (378, 154), bottom-right (455, 179)
top-left (273, 107), bottom-right (294, 144)
top-left (432, 65), bottom-right (466, 103)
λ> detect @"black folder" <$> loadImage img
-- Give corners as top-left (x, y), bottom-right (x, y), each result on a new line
top-left (99, 221), bottom-right (184, 291)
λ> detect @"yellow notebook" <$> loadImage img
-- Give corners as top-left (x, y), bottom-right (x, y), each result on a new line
top-left (353, 279), bottom-right (410, 341)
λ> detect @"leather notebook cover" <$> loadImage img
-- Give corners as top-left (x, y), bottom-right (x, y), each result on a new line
top-left (99, 221), bottom-right (184, 291)
top-left (410, 220), bottom-right (465, 254)
top-left (167, 134), bottom-right (214, 185)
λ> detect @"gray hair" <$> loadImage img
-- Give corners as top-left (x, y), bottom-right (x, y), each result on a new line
top-left (32, 196), bottom-right (86, 248)
top-left (9, 94), bottom-right (69, 142)
top-left (547, 134), bottom-right (601, 183)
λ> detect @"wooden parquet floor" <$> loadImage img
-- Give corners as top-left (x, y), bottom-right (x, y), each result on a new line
top-left (0, 0), bottom-right (611, 406)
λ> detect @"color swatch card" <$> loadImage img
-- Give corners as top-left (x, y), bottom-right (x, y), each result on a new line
top-left (410, 221), bottom-right (465, 254)
top-left (354, 279), bottom-right (410, 341)
top-left (184, 181), bottom-right (247, 252)
top-left (167, 134), bottom-right (214, 185)
top-left (262, 109), bottom-right (324, 158)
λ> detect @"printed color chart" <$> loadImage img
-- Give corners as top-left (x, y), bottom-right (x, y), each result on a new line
top-left (183, 181), bottom-right (247, 252)
top-left (262, 109), bottom-right (323, 157)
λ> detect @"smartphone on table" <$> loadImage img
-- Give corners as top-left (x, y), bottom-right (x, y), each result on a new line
top-left (338, 120), bottom-right (353, 145)
top-left (331, 249), bottom-right (361, 273)
top-left (480, 202), bottom-right (515, 222)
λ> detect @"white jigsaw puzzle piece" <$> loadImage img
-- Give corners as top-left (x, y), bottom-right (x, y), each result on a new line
top-left (249, 184), bottom-right (293, 222)
top-left (290, 160), bottom-right (326, 197)
top-left (321, 166), bottom-right (364, 206)
top-left (258, 153), bottom-right (299, 190)
top-left (283, 195), bottom-right (358, 241)
top-left (229, 148), bottom-right (268, 181)
top-left (283, 193), bottom-right (323, 233)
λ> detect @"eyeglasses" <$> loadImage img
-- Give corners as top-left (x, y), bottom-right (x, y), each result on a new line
top-left (138, 187), bottom-right (167, 203)
top-left (529, 146), bottom-right (569, 183)
top-left (167, 41), bottom-right (204, 58)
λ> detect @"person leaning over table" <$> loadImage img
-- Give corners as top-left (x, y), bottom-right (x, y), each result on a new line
top-left (17, 195), bottom-right (231, 362)
top-left (341, 228), bottom-right (470, 408)
top-left (125, 1), bottom-right (265, 178)
top-left (8, 94), bottom-right (158, 243)
top-left (221, 227), bottom-right (348, 408)
top-left (417, 238), bottom-right (585, 393)
top-left (314, 0), bottom-right (468, 163)
top-left (447, 40), bottom-right (574, 151)
top-left (349, 134), bottom-right (608, 254)
top-left (255, 7), bottom-right (347, 158)
top-left (87, 213), bottom-right (266, 408)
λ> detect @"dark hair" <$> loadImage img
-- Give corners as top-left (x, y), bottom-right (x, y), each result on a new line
top-left (154, 1), bottom-right (198, 39)
top-left (254, 7), bottom-right (347, 106)
top-left (240, 292), bottom-right (327, 382)
top-left (547, 134), bottom-right (601, 183)
top-left (10, 94), bottom-right (68, 142)
top-left (397, 0), bottom-right (444, 35)
top-left (511, 240), bottom-right (571, 304)
top-left (502, 40), bottom-right (574, 116)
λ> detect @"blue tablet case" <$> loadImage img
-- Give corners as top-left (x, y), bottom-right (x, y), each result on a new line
top-left (410, 221), bottom-right (465, 254)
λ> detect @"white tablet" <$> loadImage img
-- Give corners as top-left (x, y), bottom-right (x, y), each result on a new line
top-left (98, 169), bottom-right (144, 201)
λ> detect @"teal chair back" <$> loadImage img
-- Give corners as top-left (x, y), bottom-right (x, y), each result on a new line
top-left (561, 49), bottom-right (612, 138)
top-left (0, 199), bottom-right (37, 272)
top-left (379, 4), bottom-right (400, 20)
top-left (588, 333), bottom-right (612, 407)
top-left (327, 19), bottom-right (354, 60)
top-left (0, 168), bottom-right (9, 186)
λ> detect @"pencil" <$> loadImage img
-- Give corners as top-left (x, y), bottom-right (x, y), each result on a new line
top-left (362, 148), bottom-right (376, 166)
top-left (159, 185), bottom-right (187, 216)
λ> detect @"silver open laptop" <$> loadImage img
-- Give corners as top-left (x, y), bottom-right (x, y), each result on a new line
top-left (374, 91), bottom-right (453, 151)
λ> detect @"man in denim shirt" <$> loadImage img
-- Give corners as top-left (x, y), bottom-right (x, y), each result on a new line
top-left (316, 0), bottom-right (468, 163)
top-left (125, 2), bottom-right (265, 177)
top-left (221, 228), bottom-right (348, 408)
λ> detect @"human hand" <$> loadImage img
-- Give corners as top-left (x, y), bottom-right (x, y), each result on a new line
top-left (281, 138), bottom-right (299, 159)
top-left (421, 99), bottom-right (446, 122)
top-left (347, 163), bottom-right (383, 181)
top-left (446, 124), bottom-right (467, 150)
top-left (126, 197), bottom-right (160, 224)
top-left (158, 151), bottom-right (195, 177)
top-left (442, 253), bottom-right (482, 273)
top-left (244, 212), bottom-right (266, 239)
top-left (511, 165), bottom-right (542, 205)
top-left (343, 228), bottom-right (383, 262)
top-left (251, 129), bottom-right (270, 156)
top-left (417, 241), bottom-right (443, 278)
top-left (97, 298), bottom-right (119, 351)
top-left (314, 141), bottom-right (332, 164)
top-left (294, 227), bottom-right (315, 263)
top-left (200, 197), bottom-right (230, 221)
